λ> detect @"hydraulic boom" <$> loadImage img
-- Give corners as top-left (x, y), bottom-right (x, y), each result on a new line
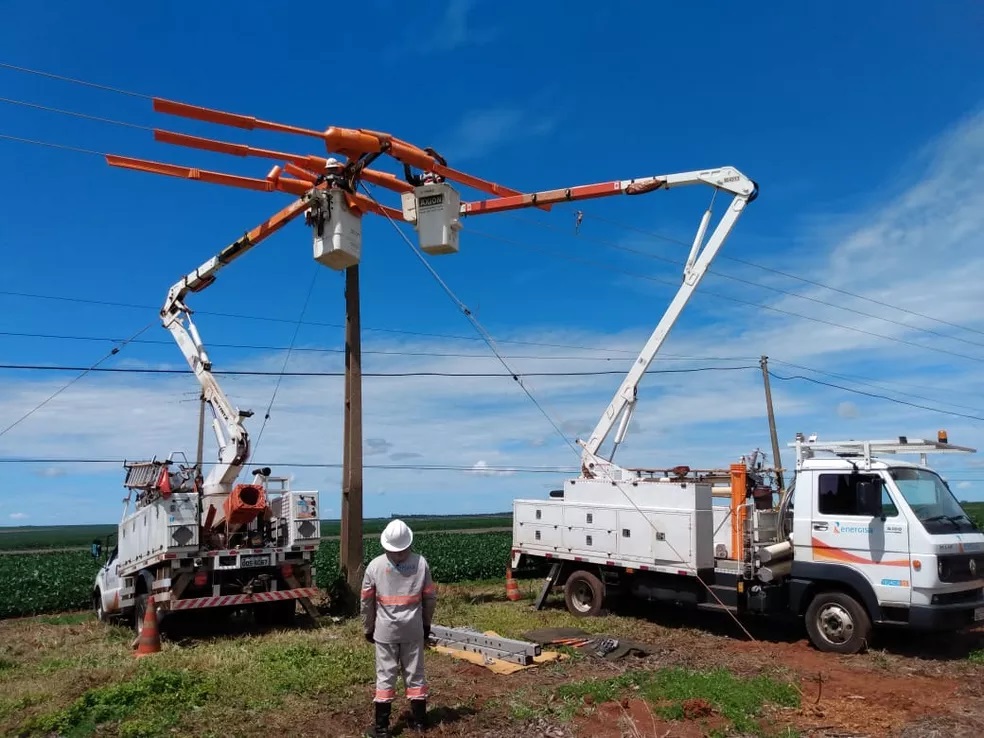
top-left (161, 197), bottom-right (313, 521)
top-left (572, 167), bottom-right (758, 482)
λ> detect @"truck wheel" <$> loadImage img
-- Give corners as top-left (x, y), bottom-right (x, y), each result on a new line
top-left (805, 591), bottom-right (872, 654)
top-left (564, 570), bottom-right (605, 617)
top-left (92, 588), bottom-right (107, 623)
top-left (133, 593), bottom-right (149, 635)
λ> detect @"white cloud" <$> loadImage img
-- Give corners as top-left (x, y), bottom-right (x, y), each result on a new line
top-left (438, 107), bottom-right (559, 162)
top-left (4, 108), bottom-right (984, 522)
top-left (469, 460), bottom-right (516, 477)
top-left (384, 1), bottom-right (498, 57)
top-left (9, 513), bottom-right (27, 520)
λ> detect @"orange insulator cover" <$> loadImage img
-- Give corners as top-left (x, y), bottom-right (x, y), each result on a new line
top-left (223, 484), bottom-right (267, 528)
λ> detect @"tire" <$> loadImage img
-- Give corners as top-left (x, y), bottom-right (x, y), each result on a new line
top-left (133, 592), bottom-right (149, 635)
top-left (132, 570), bottom-right (155, 635)
top-left (93, 588), bottom-right (108, 623)
top-left (804, 590), bottom-right (872, 654)
top-left (563, 570), bottom-right (605, 617)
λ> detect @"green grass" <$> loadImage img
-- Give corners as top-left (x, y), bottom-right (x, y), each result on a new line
top-left (25, 665), bottom-right (212, 738)
top-left (546, 667), bottom-right (800, 735)
top-left (968, 649), bottom-right (984, 665)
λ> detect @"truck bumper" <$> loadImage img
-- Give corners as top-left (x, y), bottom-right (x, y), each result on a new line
top-left (163, 587), bottom-right (319, 611)
top-left (907, 602), bottom-right (984, 631)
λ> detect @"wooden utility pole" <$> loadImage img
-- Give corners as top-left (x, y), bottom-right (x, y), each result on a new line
top-left (340, 265), bottom-right (365, 609)
top-left (760, 355), bottom-right (784, 489)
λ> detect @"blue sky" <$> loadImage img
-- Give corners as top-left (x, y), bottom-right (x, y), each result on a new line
top-left (1, 1), bottom-right (984, 526)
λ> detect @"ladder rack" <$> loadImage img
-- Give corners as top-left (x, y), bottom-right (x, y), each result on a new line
top-left (792, 436), bottom-right (976, 470)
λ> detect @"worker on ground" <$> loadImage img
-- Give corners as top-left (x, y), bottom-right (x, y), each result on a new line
top-left (361, 519), bottom-right (437, 737)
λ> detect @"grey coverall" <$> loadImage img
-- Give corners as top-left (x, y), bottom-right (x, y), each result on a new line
top-left (361, 552), bottom-right (437, 703)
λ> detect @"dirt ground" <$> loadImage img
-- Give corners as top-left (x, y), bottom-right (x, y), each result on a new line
top-left (2, 582), bottom-right (983, 738)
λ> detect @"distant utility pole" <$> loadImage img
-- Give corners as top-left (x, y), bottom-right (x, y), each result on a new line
top-left (340, 265), bottom-right (365, 610)
top-left (760, 355), bottom-right (784, 489)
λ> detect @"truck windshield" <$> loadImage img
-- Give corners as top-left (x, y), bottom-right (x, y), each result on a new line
top-left (888, 467), bottom-right (978, 534)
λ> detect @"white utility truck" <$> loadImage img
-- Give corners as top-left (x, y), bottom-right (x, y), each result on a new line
top-left (92, 217), bottom-right (327, 632)
top-left (508, 165), bottom-right (984, 653)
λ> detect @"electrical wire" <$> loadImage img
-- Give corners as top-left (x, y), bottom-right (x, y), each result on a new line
top-left (0, 289), bottom-right (644, 355)
top-left (0, 96), bottom-right (152, 131)
top-left (0, 322), bottom-right (154, 438)
top-left (0, 363), bottom-right (756, 378)
top-left (767, 370), bottom-right (984, 422)
top-left (465, 227), bottom-right (984, 365)
top-left (0, 132), bottom-right (105, 158)
top-left (1, 457), bottom-right (981, 481)
top-left (572, 210), bottom-right (984, 340)
top-left (251, 268), bottom-right (320, 457)
top-left (768, 359), bottom-right (984, 416)
top-left (499, 214), bottom-right (984, 352)
top-left (0, 61), bottom-right (150, 99)
top-left (0, 328), bottom-right (753, 363)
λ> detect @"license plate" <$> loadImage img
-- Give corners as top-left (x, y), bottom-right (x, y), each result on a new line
top-left (974, 607), bottom-right (984, 622)
top-left (240, 555), bottom-right (269, 568)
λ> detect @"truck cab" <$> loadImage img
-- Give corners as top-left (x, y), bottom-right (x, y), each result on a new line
top-left (783, 436), bottom-right (984, 651)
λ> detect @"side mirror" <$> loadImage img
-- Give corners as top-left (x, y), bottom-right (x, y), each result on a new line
top-left (856, 479), bottom-right (884, 518)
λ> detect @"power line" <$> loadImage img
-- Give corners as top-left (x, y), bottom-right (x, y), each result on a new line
top-left (500, 214), bottom-right (984, 352)
top-left (465, 227), bottom-right (984, 366)
top-left (0, 61), bottom-right (150, 99)
top-left (573, 211), bottom-right (984, 340)
top-left (0, 95), bottom-right (152, 131)
top-left (0, 362), bottom-right (757, 378)
top-left (1, 456), bottom-right (980, 480)
top-left (252, 267), bottom-right (319, 457)
top-left (0, 132), bottom-right (104, 157)
top-left (769, 359), bottom-right (984, 416)
top-left (0, 328), bottom-right (751, 363)
top-left (2, 287), bottom-right (637, 352)
top-left (768, 370), bottom-right (984, 422)
top-left (0, 323), bottom-right (154, 438)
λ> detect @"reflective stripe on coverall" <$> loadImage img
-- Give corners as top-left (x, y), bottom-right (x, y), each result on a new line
top-left (361, 551), bottom-right (437, 702)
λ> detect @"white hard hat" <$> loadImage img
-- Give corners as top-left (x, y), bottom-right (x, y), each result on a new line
top-left (380, 519), bottom-right (413, 552)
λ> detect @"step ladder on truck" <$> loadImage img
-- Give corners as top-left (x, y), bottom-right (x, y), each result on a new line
top-left (505, 165), bottom-right (984, 653)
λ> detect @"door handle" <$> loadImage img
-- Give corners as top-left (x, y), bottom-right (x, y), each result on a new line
top-left (813, 522), bottom-right (828, 531)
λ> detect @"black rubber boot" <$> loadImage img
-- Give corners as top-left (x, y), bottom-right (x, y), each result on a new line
top-left (365, 701), bottom-right (391, 738)
top-left (408, 699), bottom-right (428, 732)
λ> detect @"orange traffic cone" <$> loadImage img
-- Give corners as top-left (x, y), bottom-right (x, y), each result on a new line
top-left (505, 568), bottom-right (521, 602)
top-left (133, 601), bottom-right (162, 658)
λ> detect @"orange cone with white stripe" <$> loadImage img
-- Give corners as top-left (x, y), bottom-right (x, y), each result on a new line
top-left (505, 568), bottom-right (521, 602)
top-left (134, 601), bottom-right (162, 657)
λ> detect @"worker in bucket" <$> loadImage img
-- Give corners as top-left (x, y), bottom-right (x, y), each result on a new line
top-left (361, 519), bottom-right (437, 737)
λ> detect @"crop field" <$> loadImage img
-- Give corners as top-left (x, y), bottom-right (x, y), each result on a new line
top-left (0, 532), bottom-right (514, 619)
top-left (0, 515), bottom-right (512, 552)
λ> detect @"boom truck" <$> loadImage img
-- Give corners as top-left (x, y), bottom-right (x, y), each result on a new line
top-left (508, 167), bottom-right (984, 653)
top-left (91, 214), bottom-right (328, 631)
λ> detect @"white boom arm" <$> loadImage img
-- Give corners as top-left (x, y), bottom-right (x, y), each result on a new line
top-left (577, 167), bottom-right (757, 480)
top-left (160, 197), bottom-right (313, 497)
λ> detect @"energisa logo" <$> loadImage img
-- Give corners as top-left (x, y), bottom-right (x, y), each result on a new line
top-left (834, 522), bottom-right (873, 534)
